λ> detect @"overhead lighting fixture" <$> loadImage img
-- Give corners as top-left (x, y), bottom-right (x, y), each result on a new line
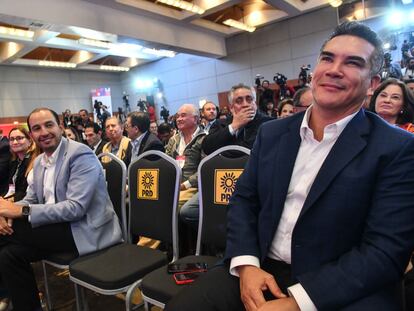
top-left (142, 48), bottom-right (176, 57)
top-left (402, 0), bottom-right (412, 4)
top-left (0, 26), bottom-right (34, 38)
top-left (157, 0), bottom-right (205, 14)
top-left (78, 38), bottom-right (113, 49)
top-left (223, 19), bottom-right (256, 32)
top-left (329, 0), bottom-right (342, 7)
top-left (38, 60), bottom-right (77, 68)
top-left (100, 65), bottom-right (130, 72)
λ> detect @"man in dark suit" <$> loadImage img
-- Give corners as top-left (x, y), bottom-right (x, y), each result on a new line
top-left (202, 84), bottom-right (272, 155)
top-left (166, 22), bottom-right (414, 311)
top-left (84, 122), bottom-right (107, 156)
top-left (125, 111), bottom-right (164, 163)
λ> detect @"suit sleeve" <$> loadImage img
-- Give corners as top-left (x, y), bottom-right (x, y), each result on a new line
top-left (202, 124), bottom-right (235, 155)
top-left (28, 150), bottom-right (103, 227)
top-left (298, 138), bottom-right (414, 309)
top-left (224, 127), bottom-right (262, 261)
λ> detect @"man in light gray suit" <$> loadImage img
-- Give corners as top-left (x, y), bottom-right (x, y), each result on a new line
top-left (0, 107), bottom-right (123, 311)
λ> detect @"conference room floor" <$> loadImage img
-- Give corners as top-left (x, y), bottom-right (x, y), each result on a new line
top-left (33, 261), bottom-right (158, 311)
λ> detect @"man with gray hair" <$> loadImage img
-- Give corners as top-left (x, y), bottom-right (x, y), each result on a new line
top-left (202, 83), bottom-right (272, 155)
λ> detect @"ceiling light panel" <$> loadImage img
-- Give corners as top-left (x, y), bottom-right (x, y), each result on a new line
top-left (223, 19), bottom-right (256, 32)
top-left (157, 0), bottom-right (205, 14)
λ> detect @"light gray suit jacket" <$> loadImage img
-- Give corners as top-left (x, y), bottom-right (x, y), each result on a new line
top-left (18, 138), bottom-right (123, 255)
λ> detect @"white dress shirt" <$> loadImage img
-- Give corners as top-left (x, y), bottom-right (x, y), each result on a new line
top-left (130, 132), bottom-right (146, 163)
top-left (230, 107), bottom-right (359, 311)
top-left (40, 139), bottom-right (63, 205)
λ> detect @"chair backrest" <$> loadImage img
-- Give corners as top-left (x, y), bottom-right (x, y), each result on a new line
top-left (98, 152), bottom-right (128, 241)
top-left (196, 145), bottom-right (250, 255)
top-left (128, 150), bottom-right (181, 260)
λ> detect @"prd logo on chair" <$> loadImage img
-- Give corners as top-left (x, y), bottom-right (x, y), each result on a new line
top-left (137, 169), bottom-right (159, 200)
top-left (214, 169), bottom-right (244, 205)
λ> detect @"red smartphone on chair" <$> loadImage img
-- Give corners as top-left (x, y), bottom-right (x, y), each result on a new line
top-left (173, 269), bottom-right (207, 285)
top-left (167, 262), bottom-right (208, 274)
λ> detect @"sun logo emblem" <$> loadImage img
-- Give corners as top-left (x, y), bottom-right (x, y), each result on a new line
top-left (141, 172), bottom-right (154, 190)
top-left (220, 172), bottom-right (238, 194)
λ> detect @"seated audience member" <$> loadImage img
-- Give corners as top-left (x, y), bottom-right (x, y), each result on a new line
top-left (157, 122), bottom-right (174, 146)
top-left (149, 121), bottom-right (158, 135)
top-left (64, 126), bottom-right (81, 142)
top-left (166, 21), bottom-right (414, 311)
top-left (202, 83), bottom-right (272, 155)
top-left (403, 57), bottom-right (414, 79)
top-left (369, 78), bottom-right (414, 133)
top-left (218, 106), bottom-right (231, 122)
top-left (200, 101), bottom-right (218, 133)
top-left (181, 85), bottom-right (271, 231)
top-left (84, 122), bottom-right (106, 156)
top-left (7, 127), bottom-right (41, 202)
top-left (292, 86), bottom-right (313, 112)
top-left (166, 104), bottom-right (205, 196)
top-left (78, 108), bottom-right (92, 128)
top-left (125, 111), bottom-right (164, 163)
top-left (0, 130), bottom-right (10, 197)
top-left (404, 78), bottom-right (414, 92)
top-left (0, 107), bottom-right (122, 311)
top-left (102, 116), bottom-right (131, 167)
top-left (264, 100), bottom-right (277, 118)
top-left (278, 98), bottom-right (294, 118)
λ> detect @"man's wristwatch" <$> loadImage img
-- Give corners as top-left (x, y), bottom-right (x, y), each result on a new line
top-left (21, 205), bottom-right (31, 217)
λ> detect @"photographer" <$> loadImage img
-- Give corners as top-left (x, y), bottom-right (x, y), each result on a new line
top-left (403, 57), bottom-right (414, 80)
top-left (381, 52), bottom-right (402, 81)
top-left (274, 73), bottom-right (295, 101)
top-left (160, 105), bottom-right (170, 123)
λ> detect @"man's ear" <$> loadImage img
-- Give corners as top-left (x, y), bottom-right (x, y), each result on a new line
top-left (370, 74), bottom-right (381, 91)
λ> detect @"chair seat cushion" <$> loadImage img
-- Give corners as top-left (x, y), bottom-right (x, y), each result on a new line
top-left (70, 243), bottom-right (168, 290)
top-left (141, 255), bottom-right (219, 304)
top-left (44, 251), bottom-right (78, 266)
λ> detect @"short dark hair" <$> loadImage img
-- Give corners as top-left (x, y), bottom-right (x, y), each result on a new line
top-left (79, 109), bottom-right (89, 114)
top-left (322, 21), bottom-right (384, 77)
top-left (27, 107), bottom-right (60, 132)
top-left (404, 78), bottom-right (414, 85)
top-left (278, 98), bottom-right (294, 112)
top-left (369, 78), bottom-right (414, 125)
top-left (158, 122), bottom-right (171, 135)
top-left (128, 111), bottom-right (150, 133)
top-left (85, 122), bottom-right (102, 134)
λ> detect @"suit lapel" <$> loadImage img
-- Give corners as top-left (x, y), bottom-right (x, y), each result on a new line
top-left (138, 131), bottom-right (149, 155)
top-left (271, 115), bottom-right (303, 220)
top-left (53, 138), bottom-right (68, 198)
top-left (299, 110), bottom-right (370, 217)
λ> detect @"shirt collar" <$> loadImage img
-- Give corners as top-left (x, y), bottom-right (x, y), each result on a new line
top-left (132, 132), bottom-right (146, 147)
top-left (300, 106), bottom-right (359, 141)
top-left (41, 138), bottom-right (63, 168)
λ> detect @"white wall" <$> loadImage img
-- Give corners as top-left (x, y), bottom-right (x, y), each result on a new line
top-left (121, 7), bottom-right (338, 115)
top-left (0, 66), bottom-right (122, 118)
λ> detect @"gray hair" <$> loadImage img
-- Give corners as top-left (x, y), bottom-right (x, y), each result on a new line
top-left (228, 83), bottom-right (256, 104)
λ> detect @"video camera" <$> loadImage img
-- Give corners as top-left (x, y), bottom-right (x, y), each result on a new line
top-left (137, 99), bottom-right (147, 112)
top-left (255, 74), bottom-right (264, 88)
top-left (298, 65), bottom-right (311, 85)
top-left (273, 73), bottom-right (287, 86)
top-left (160, 106), bottom-right (169, 123)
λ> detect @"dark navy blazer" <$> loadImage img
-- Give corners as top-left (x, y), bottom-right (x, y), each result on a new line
top-left (225, 109), bottom-right (414, 310)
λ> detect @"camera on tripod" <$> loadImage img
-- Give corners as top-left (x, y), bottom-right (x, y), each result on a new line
top-left (298, 65), bottom-right (311, 85)
top-left (160, 106), bottom-right (170, 123)
top-left (255, 74), bottom-right (264, 88)
top-left (273, 73), bottom-right (287, 86)
top-left (137, 99), bottom-right (147, 112)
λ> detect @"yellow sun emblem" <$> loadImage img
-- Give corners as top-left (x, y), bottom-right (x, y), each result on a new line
top-left (220, 172), bottom-right (238, 193)
top-left (141, 172), bottom-right (154, 190)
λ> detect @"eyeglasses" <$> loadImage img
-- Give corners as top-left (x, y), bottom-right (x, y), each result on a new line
top-left (9, 136), bottom-right (26, 142)
top-left (234, 96), bottom-right (254, 104)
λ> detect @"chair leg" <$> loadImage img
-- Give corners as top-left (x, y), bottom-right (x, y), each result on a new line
top-left (125, 280), bottom-right (143, 311)
top-left (41, 262), bottom-right (53, 311)
top-left (74, 284), bottom-right (89, 311)
top-left (144, 300), bottom-right (150, 311)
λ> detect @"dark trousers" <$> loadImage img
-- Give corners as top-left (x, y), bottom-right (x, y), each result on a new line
top-left (165, 257), bottom-right (293, 311)
top-left (0, 218), bottom-right (78, 311)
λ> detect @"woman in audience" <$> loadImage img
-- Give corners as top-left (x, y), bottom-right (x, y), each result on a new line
top-left (277, 98), bottom-right (294, 118)
top-left (7, 126), bottom-right (40, 202)
top-left (64, 126), bottom-right (82, 142)
top-left (369, 78), bottom-right (414, 133)
top-left (264, 100), bottom-right (277, 118)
